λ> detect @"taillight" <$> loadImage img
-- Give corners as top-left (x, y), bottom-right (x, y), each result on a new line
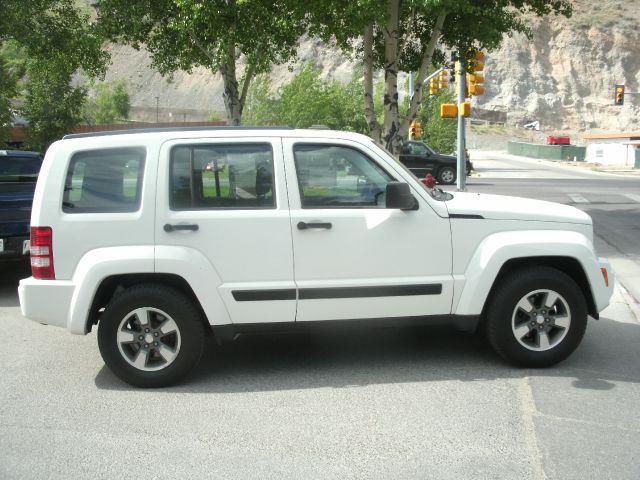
top-left (30, 227), bottom-right (55, 280)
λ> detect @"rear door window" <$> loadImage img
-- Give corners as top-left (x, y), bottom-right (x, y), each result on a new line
top-left (169, 143), bottom-right (274, 210)
top-left (62, 147), bottom-right (146, 213)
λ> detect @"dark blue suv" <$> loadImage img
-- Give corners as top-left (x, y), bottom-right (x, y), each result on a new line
top-left (0, 150), bottom-right (43, 259)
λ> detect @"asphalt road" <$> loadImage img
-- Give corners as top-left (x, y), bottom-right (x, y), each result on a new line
top-left (1, 153), bottom-right (639, 479)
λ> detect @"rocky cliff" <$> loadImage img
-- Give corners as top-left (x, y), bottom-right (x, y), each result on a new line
top-left (99, 0), bottom-right (640, 133)
top-left (476, 1), bottom-right (640, 133)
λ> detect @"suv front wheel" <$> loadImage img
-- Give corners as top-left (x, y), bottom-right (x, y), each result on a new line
top-left (98, 284), bottom-right (206, 387)
top-left (485, 266), bottom-right (588, 367)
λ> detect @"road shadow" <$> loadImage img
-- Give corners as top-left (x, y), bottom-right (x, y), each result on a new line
top-left (0, 259), bottom-right (30, 307)
top-left (95, 316), bottom-right (640, 394)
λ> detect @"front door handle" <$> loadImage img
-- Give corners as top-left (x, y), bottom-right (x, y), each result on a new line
top-left (164, 223), bottom-right (199, 232)
top-left (297, 221), bottom-right (332, 230)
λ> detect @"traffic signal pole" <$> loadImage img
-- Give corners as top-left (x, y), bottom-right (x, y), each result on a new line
top-left (456, 64), bottom-right (467, 192)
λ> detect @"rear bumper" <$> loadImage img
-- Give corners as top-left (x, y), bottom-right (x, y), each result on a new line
top-left (18, 277), bottom-right (75, 330)
top-left (0, 235), bottom-right (30, 259)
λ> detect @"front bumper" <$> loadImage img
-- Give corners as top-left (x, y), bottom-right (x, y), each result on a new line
top-left (594, 258), bottom-right (615, 314)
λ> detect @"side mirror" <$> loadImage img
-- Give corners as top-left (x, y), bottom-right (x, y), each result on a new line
top-left (386, 182), bottom-right (417, 210)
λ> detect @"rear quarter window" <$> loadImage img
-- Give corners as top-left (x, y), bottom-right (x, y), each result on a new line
top-left (62, 147), bottom-right (146, 213)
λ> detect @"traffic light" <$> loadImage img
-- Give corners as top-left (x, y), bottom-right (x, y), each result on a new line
top-left (472, 50), bottom-right (484, 72)
top-left (415, 121), bottom-right (423, 138)
top-left (410, 120), bottom-right (417, 138)
top-left (459, 102), bottom-right (471, 117)
top-left (468, 51), bottom-right (485, 97)
top-left (429, 77), bottom-right (439, 95)
top-left (438, 70), bottom-right (449, 90)
top-left (454, 61), bottom-right (471, 98)
top-left (440, 104), bottom-right (458, 118)
top-left (614, 85), bottom-right (625, 105)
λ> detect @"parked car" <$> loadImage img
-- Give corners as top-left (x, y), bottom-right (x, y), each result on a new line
top-left (0, 150), bottom-right (43, 259)
top-left (399, 141), bottom-right (473, 185)
top-left (19, 128), bottom-right (613, 387)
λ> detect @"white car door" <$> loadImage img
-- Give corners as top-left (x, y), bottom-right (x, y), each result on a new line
top-left (156, 137), bottom-right (296, 325)
top-left (282, 137), bottom-right (454, 322)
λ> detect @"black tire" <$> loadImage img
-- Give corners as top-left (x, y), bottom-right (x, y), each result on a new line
top-left (485, 266), bottom-right (588, 368)
top-left (98, 284), bottom-right (206, 387)
top-left (437, 166), bottom-right (456, 185)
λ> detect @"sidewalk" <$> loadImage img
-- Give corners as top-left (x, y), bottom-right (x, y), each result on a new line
top-left (471, 149), bottom-right (640, 178)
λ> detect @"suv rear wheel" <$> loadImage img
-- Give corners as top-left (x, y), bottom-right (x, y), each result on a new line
top-left (486, 267), bottom-right (588, 367)
top-left (98, 284), bottom-right (206, 387)
top-left (437, 166), bottom-right (456, 185)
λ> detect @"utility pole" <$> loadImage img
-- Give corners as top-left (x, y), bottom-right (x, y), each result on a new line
top-left (456, 62), bottom-right (467, 191)
top-left (408, 72), bottom-right (414, 139)
top-left (155, 96), bottom-right (159, 123)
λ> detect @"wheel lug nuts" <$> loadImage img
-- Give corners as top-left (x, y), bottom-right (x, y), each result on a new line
top-left (143, 344), bottom-right (148, 348)
top-left (154, 332), bottom-right (159, 337)
top-left (145, 328), bottom-right (150, 333)
top-left (154, 342), bottom-right (158, 347)
top-left (138, 335), bottom-right (144, 341)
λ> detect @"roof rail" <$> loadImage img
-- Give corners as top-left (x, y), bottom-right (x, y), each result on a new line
top-left (62, 125), bottom-right (293, 140)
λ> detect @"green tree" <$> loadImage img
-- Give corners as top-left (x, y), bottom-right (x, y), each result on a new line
top-left (0, 56), bottom-right (18, 146)
top-left (243, 66), bottom-right (368, 132)
top-left (97, 0), bottom-right (306, 126)
top-left (86, 80), bottom-right (130, 124)
top-left (277, 66), bottom-right (337, 128)
top-left (21, 60), bottom-right (87, 151)
top-left (303, 0), bottom-right (572, 154)
top-left (242, 75), bottom-right (280, 126)
top-left (0, 1), bottom-right (106, 78)
top-left (415, 89), bottom-right (457, 154)
top-left (1, 0), bottom-right (108, 150)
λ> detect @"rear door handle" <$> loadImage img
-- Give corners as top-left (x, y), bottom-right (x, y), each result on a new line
top-left (164, 223), bottom-right (199, 232)
top-left (297, 221), bottom-right (332, 230)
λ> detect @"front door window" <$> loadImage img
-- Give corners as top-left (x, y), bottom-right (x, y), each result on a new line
top-left (293, 144), bottom-right (393, 208)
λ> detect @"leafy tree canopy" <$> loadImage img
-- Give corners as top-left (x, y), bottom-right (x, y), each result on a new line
top-left (0, 57), bottom-right (17, 146)
top-left (21, 60), bottom-right (87, 151)
top-left (243, 65), bottom-right (367, 133)
top-left (0, 0), bottom-right (107, 78)
top-left (300, 0), bottom-right (572, 153)
top-left (97, 0), bottom-right (307, 124)
top-left (0, 0), bottom-right (108, 150)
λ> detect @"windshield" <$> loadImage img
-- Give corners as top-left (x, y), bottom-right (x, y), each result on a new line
top-left (0, 155), bottom-right (42, 180)
top-left (371, 140), bottom-right (453, 201)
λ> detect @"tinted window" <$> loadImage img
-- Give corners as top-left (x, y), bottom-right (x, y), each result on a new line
top-left (170, 144), bottom-right (274, 210)
top-left (408, 143), bottom-right (428, 155)
top-left (293, 144), bottom-right (393, 208)
top-left (63, 148), bottom-right (145, 213)
top-left (0, 155), bottom-right (42, 181)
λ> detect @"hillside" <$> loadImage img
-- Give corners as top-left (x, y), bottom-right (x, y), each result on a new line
top-left (97, 1), bottom-right (640, 133)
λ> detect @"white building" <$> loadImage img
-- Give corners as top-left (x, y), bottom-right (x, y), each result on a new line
top-left (583, 132), bottom-right (640, 167)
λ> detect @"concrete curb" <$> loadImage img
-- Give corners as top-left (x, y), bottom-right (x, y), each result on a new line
top-left (618, 282), bottom-right (640, 323)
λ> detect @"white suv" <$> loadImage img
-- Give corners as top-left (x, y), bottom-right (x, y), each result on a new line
top-left (19, 128), bottom-right (614, 387)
